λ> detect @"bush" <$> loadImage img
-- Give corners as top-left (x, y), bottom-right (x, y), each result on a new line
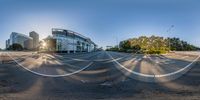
top-left (8, 43), bottom-right (23, 51)
top-left (145, 50), bottom-right (167, 54)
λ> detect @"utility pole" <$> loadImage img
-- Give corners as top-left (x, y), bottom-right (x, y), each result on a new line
top-left (167, 25), bottom-right (174, 52)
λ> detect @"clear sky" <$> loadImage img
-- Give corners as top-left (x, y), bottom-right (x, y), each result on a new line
top-left (0, 0), bottom-right (200, 49)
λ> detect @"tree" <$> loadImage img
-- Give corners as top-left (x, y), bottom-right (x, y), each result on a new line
top-left (132, 44), bottom-right (141, 52)
top-left (118, 35), bottom-right (199, 54)
top-left (8, 43), bottom-right (23, 51)
top-left (167, 37), bottom-right (199, 51)
top-left (120, 40), bottom-right (132, 49)
top-left (106, 46), bottom-right (119, 51)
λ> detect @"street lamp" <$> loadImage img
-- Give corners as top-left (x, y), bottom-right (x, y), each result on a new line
top-left (167, 25), bottom-right (174, 52)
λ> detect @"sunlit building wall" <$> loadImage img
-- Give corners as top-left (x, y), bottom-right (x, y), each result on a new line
top-left (29, 31), bottom-right (39, 50)
top-left (52, 28), bottom-right (97, 53)
top-left (24, 39), bottom-right (33, 50)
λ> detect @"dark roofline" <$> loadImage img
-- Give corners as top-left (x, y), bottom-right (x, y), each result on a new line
top-left (11, 32), bottom-right (33, 40)
top-left (52, 28), bottom-right (97, 45)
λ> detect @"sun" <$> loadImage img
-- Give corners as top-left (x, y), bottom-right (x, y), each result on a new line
top-left (42, 42), bottom-right (47, 47)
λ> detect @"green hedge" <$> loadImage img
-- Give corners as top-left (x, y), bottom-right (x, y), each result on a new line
top-left (145, 50), bottom-right (168, 54)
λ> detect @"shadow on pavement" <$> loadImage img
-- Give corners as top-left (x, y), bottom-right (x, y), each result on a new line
top-left (0, 52), bottom-right (200, 100)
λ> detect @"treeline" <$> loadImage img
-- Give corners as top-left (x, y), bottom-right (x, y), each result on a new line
top-left (6, 43), bottom-right (23, 51)
top-left (107, 35), bottom-right (200, 54)
top-left (6, 43), bottom-right (40, 51)
top-left (168, 37), bottom-right (199, 51)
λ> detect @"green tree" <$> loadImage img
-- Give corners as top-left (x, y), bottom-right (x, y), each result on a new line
top-left (119, 35), bottom-right (199, 54)
top-left (120, 40), bottom-right (132, 49)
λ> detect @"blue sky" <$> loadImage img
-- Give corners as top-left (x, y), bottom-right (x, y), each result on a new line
top-left (0, 0), bottom-right (200, 49)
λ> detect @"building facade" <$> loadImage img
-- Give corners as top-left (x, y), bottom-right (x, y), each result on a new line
top-left (24, 39), bottom-right (33, 50)
top-left (51, 28), bottom-right (97, 53)
top-left (6, 39), bottom-right (10, 49)
top-left (29, 31), bottom-right (39, 50)
top-left (9, 32), bottom-right (33, 50)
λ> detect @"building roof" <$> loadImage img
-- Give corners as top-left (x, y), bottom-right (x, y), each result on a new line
top-left (11, 32), bottom-right (33, 40)
top-left (52, 28), bottom-right (97, 45)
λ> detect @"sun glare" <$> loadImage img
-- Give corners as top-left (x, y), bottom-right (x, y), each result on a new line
top-left (42, 42), bottom-right (46, 47)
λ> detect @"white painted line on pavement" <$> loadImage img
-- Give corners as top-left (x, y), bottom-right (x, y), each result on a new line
top-left (106, 51), bottom-right (200, 78)
top-left (6, 52), bottom-right (94, 77)
top-left (106, 52), bottom-right (155, 77)
top-left (103, 57), bottom-right (124, 63)
top-left (100, 82), bottom-right (112, 86)
top-left (156, 55), bottom-right (200, 77)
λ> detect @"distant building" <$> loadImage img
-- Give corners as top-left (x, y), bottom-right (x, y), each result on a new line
top-left (51, 28), bottom-right (97, 53)
top-left (24, 39), bottom-right (33, 50)
top-left (106, 46), bottom-right (113, 50)
top-left (6, 39), bottom-right (10, 49)
top-left (9, 32), bottom-right (33, 50)
top-left (29, 31), bottom-right (39, 50)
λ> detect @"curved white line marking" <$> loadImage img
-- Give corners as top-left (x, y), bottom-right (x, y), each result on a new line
top-left (103, 57), bottom-right (124, 63)
top-left (6, 52), bottom-right (93, 77)
top-left (106, 51), bottom-right (200, 78)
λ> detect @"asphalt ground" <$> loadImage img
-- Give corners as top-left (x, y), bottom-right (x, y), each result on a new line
top-left (0, 51), bottom-right (200, 100)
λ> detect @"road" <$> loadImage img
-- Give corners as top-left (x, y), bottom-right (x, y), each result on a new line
top-left (0, 51), bottom-right (200, 100)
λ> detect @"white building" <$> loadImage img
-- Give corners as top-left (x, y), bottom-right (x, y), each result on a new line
top-left (52, 28), bottom-right (97, 53)
top-left (29, 31), bottom-right (39, 50)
